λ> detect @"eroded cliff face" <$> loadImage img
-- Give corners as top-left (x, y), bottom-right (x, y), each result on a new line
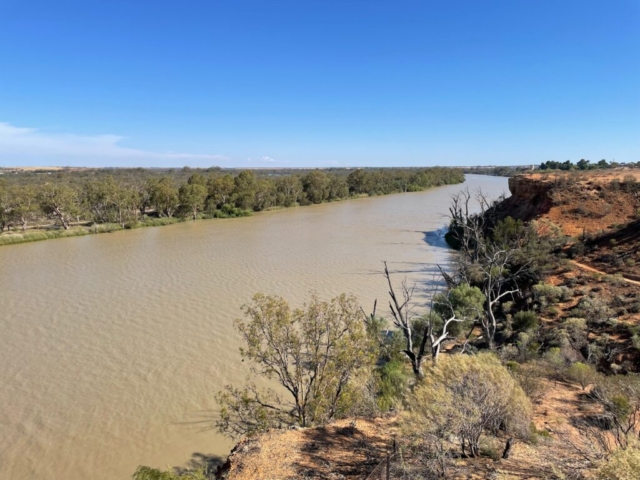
top-left (493, 170), bottom-right (640, 237)
top-left (500, 175), bottom-right (555, 221)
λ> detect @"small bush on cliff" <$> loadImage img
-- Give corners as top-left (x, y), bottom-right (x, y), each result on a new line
top-left (566, 362), bottom-right (596, 390)
top-left (512, 311), bottom-right (539, 332)
top-left (402, 353), bottom-right (532, 459)
top-left (132, 466), bottom-right (210, 480)
top-left (595, 442), bottom-right (640, 480)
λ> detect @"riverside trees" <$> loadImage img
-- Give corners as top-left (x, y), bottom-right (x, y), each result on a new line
top-left (0, 167), bottom-right (464, 242)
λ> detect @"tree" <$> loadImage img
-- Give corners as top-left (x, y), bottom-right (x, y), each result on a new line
top-left (577, 159), bottom-right (591, 170)
top-left (327, 176), bottom-right (349, 201)
top-left (111, 185), bottom-right (139, 227)
top-left (206, 174), bottom-right (235, 209)
top-left (447, 190), bottom-right (530, 349)
top-left (215, 293), bottom-right (376, 438)
top-left (0, 179), bottom-right (9, 231)
top-left (39, 183), bottom-right (80, 229)
top-left (179, 183), bottom-right (207, 220)
top-left (232, 170), bottom-right (257, 210)
top-left (382, 262), bottom-right (484, 377)
top-left (302, 170), bottom-right (329, 204)
top-left (9, 185), bottom-right (38, 231)
top-left (347, 169), bottom-right (371, 195)
top-left (402, 353), bottom-right (532, 459)
top-left (252, 179), bottom-right (275, 211)
top-left (275, 175), bottom-right (303, 207)
top-left (148, 177), bottom-right (179, 217)
top-left (84, 177), bottom-right (119, 224)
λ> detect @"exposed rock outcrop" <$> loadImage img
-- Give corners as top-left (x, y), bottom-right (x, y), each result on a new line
top-left (491, 169), bottom-right (640, 237)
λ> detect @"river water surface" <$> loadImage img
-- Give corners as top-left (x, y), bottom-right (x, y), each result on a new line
top-left (0, 175), bottom-right (508, 480)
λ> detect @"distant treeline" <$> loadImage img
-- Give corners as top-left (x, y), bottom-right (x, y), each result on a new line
top-left (0, 167), bottom-right (464, 239)
top-left (462, 166), bottom-right (533, 177)
top-left (540, 159), bottom-right (640, 171)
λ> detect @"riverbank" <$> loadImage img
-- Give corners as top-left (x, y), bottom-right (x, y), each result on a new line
top-left (0, 183), bottom-right (459, 247)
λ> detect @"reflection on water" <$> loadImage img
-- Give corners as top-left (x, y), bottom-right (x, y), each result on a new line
top-left (0, 175), bottom-right (508, 480)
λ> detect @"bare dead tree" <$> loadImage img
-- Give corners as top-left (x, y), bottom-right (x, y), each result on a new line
top-left (383, 262), bottom-right (476, 376)
top-left (383, 261), bottom-right (427, 378)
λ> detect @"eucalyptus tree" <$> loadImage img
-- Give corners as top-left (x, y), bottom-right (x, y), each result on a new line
top-left (178, 182), bottom-right (208, 220)
top-left (148, 177), bottom-right (179, 217)
top-left (9, 185), bottom-right (38, 231)
top-left (206, 174), bottom-right (235, 209)
top-left (232, 170), bottom-right (257, 210)
top-left (275, 175), bottom-right (303, 207)
top-left (39, 183), bottom-right (80, 229)
top-left (302, 170), bottom-right (330, 204)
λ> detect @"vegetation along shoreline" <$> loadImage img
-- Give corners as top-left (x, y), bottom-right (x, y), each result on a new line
top-left (0, 167), bottom-right (464, 247)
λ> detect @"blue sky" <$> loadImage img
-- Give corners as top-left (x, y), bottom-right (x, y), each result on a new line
top-left (0, 1), bottom-right (638, 168)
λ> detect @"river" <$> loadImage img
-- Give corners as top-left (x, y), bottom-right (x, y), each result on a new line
top-left (0, 174), bottom-right (508, 480)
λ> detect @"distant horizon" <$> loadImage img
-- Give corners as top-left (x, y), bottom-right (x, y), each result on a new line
top-left (1, 1), bottom-right (638, 167)
top-left (0, 161), bottom-right (629, 171)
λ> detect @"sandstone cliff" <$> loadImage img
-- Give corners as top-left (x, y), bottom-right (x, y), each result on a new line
top-left (493, 169), bottom-right (640, 238)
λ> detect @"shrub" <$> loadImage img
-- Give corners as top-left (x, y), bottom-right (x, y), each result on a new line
top-left (566, 362), bottom-right (596, 390)
top-left (595, 443), bottom-right (640, 480)
top-left (507, 361), bottom-right (546, 403)
top-left (574, 297), bottom-right (614, 327)
top-left (375, 358), bottom-right (409, 411)
top-left (512, 311), bottom-right (539, 332)
top-left (402, 353), bottom-right (532, 458)
top-left (590, 375), bottom-right (640, 450)
top-left (132, 466), bottom-right (209, 480)
top-left (532, 283), bottom-right (572, 307)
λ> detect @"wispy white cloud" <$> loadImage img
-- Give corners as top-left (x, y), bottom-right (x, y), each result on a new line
top-left (245, 155), bottom-right (288, 165)
top-left (0, 122), bottom-right (227, 166)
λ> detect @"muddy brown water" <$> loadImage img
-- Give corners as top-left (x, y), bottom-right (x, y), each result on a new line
top-left (0, 175), bottom-right (508, 479)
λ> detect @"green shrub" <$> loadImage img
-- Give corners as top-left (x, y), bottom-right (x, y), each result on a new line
top-left (375, 358), bottom-right (409, 411)
top-left (565, 362), bottom-right (596, 390)
top-left (595, 443), bottom-right (640, 480)
top-left (512, 311), bottom-right (539, 332)
top-left (403, 353), bottom-right (532, 458)
top-left (132, 466), bottom-right (209, 480)
top-left (532, 283), bottom-right (572, 307)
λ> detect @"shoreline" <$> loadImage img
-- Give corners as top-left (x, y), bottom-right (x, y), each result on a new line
top-left (0, 181), bottom-right (463, 248)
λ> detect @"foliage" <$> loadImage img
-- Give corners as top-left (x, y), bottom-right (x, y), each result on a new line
top-left (566, 362), bottom-right (596, 390)
top-left (595, 442), bottom-right (640, 480)
top-left (0, 166), bottom-right (464, 244)
top-left (384, 259), bottom-right (485, 377)
top-left (215, 293), bottom-right (377, 438)
top-left (573, 297), bottom-right (614, 327)
top-left (506, 361), bottom-right (546, 403)
top-left (589, 375), bottom-right (640, 450)
top-left (532, 283), bottom-right (572, 307)
top-left (131, 466), bottom-right (210, 480)
top-left (512, 311), bottom-right (539, 332)
top-left (402, 353), bottom-right (532, 458)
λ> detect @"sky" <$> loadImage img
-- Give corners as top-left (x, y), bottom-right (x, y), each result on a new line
top-left (0, 1), bottom-right (638, 168)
